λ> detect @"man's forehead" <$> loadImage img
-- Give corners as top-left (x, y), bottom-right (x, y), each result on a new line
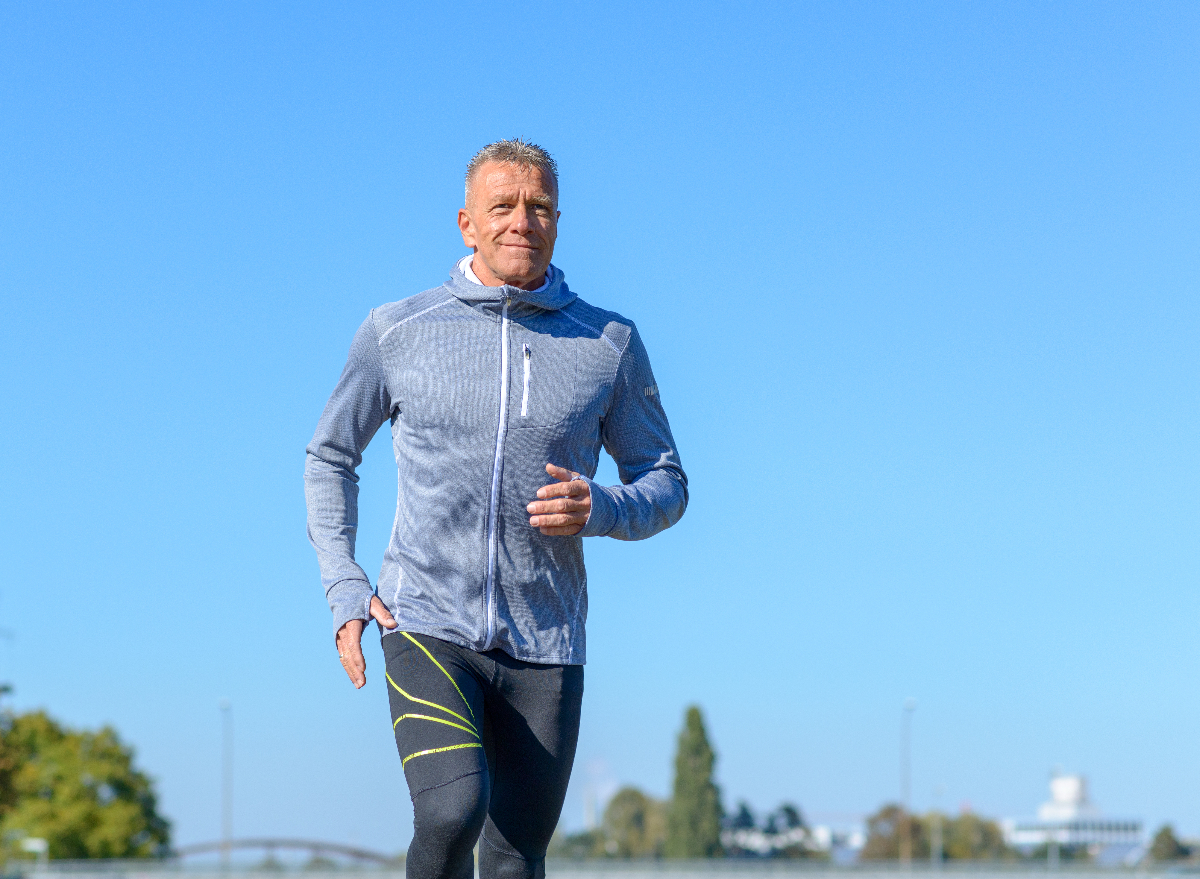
top-left (474, 163), bottom-right (556, 198)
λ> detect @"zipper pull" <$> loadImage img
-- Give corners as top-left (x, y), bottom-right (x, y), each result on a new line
top-left (520, 344), bottom-right (532, 417)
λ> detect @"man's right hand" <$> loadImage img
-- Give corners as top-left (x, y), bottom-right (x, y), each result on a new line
top-left (336, 596), bottom-right (398, 688)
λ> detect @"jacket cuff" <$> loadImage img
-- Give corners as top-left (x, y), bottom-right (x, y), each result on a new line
top-left (577, 477), bottom-right (617, 537)
top-left (328, 579), bottom-right (375, 639)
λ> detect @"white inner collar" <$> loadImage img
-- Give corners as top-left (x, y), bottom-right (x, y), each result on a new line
top-left (459, 255), bottom-right (551, 293)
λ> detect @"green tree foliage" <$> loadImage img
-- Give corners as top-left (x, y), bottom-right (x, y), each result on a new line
top-left (0, 711), bottom-right (170, 859)
top-left (547, 828), bottom-right (606, 859)
top-left (603, 787), bottom-right (667, 857)
top-left (664, 705), bottom-right (723, 858)
top-left (547, 787), bottom-right (667, 860)
top-left (863, 805), bottom-right (1011, 861)
top-left (940, 812), bottom-right (1010, 860)
top-left (1150, 825), bottom-right (1191, 862)
top-left (862, 804), bottom-right (923, 860)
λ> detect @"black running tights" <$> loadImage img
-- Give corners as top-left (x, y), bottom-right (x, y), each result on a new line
top-left (382, 631), bottom-right (583, 879)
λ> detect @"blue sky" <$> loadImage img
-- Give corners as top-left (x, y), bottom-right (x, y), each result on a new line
top-left (1, 0), bottom-right (1197, 854)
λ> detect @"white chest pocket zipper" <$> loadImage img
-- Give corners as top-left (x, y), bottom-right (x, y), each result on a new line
top-left (520, 344), bottom-right (531, 417)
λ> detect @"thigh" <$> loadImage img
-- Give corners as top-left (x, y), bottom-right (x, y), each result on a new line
top-left (382, 631), bottom-right (489, 797)
top-left (481, 657), bottom-right (584, 861)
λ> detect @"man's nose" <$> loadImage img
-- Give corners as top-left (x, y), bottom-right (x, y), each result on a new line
top-left (513, 203), bottom-right (532, 233)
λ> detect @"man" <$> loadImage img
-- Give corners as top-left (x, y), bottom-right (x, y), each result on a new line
top-left (304, 139), bottom-right (687, 879)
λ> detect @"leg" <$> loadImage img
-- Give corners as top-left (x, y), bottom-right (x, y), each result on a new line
top-left (382, 632), bottom-right (490, 879)
top-left (477, 654), bottom-right (584, 879)
top-left (409, 773), bottom-right (488, 879)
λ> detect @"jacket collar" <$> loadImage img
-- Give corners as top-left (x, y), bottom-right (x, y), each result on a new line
top-left (445, 257), bottom-right (576, 312)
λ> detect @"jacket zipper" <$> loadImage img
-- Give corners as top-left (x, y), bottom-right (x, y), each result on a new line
top-left (483, 295), bottom-right (511, 649)
top-left (521, 344), bottom-right (531, 417)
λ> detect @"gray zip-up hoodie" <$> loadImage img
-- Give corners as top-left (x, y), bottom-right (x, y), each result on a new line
top-left (304, 261), bottom-right (687, 665)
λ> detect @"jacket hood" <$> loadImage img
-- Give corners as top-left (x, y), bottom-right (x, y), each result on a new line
top-left (445, 258), bottom-right (576, 311)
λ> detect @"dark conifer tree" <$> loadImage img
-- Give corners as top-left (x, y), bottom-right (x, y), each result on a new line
top-left (665, 705), bottom-right (723, 858)
top-left (1151, 825), bottom-right (1190, 862)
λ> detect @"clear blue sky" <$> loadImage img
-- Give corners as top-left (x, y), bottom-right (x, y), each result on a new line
top-left (2, 0), bottom-right (1197, 854)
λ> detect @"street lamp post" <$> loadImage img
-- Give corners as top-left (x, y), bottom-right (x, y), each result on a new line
top-left (900, 698), bottom-right (917, 866)
top-left (931, 784), bottom-right (945, 868)
top-left (220, 700), bottom-right (233, 870)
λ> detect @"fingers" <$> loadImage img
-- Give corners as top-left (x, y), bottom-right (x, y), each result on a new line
top-left (339, 646), bottom-right (366, 688)
top-left (528, 494), bottom-right (588, 514)
top-left (527, 496), bottom-right (589, 523)
top-left (536, 524), bottom-right (584, 536)
top-left (536, 475), bottom-right (587, 500)
top-left (335, 619), bottom-right (368, 688)
top-left (528, 513), bottom-right (586, 528)
top-left (545, 462), bottom-right (578, 483)
top-left (530, 464), bottom-right (591, 535)
top-left (335, 601), bottom-right (396, 688)
top-left (530, 469), bottom-right (587, 515)
top-left (369, 595), bottom-right (398, 629)
top-left (527, 501), bottom-right (589, 531)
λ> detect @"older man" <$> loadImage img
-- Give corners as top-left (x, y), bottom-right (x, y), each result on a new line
top-left (305, 140), bottom-right (687, 879)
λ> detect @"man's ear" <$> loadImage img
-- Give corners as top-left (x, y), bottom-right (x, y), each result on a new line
top-left (458, 208), bottom-right (476, 248)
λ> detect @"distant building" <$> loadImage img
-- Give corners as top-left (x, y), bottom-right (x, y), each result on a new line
top-left (1002, 773), bottom-right (1142, 863)
top-left (719, 804), bottom-right (864, 860)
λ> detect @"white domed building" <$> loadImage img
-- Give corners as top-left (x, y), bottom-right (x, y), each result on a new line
top-left (1002, 773), bottom-right (1142, 864)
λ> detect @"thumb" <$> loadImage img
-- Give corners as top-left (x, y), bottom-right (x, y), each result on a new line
top-left (545, 463), bottom-right (578, 483)
top-left (369, 596), bottom-right (398, 629)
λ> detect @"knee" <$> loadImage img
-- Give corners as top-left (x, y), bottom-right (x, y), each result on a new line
top-left (411, 771), bottom-right (489, 857)
top-left (478, 833), bottom-right (546, 879)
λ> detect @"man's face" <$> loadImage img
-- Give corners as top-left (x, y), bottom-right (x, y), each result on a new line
top-left (458, 162), bottom-right (559, 291)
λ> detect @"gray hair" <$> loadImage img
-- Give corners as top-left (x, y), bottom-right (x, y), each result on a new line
top-left (465, 138), bottom-right (559, 206)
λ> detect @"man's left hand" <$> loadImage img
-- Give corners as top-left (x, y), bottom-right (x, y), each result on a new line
top-left (527, 463), bottom-right (591, 535)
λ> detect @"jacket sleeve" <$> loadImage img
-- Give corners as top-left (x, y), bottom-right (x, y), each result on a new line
top-left (578, 325), bottom-right (688, 540)
top-left (304, 315), bottom-right (392, 637)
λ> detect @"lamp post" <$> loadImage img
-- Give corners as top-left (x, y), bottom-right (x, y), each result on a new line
top-left (220, 700), bottom-right (233, 869)
top-left (930, 784), bottom-right (945, 868)
top-left (900, 698), bottom-right (917, 866)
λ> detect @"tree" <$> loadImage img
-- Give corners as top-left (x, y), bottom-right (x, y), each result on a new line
top-left (1150, 825), bottom-right (1190, 862)
top-left (862, 806), bottom-right (1011, 861)
top-left (547, 828), bottom-right (605, 859)
top-left (767, 803), bottom-right (817, 860)
top-left (0, 711), bottom-right (170, 859)
top-left (730, 802), bottom-right (755, 830)
top-left (773, 803), bottom-right (805, 831)
top-left (862, 804), bottom-right (924, 860)
top-left (664, 705), bottom-right (723, 858)
top-left (603, 786), bottom-right (667, 857)
top-left (942, 813), bottom-right (1009, 861)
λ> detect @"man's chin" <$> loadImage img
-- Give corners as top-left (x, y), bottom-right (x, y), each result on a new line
top-left (496, 263), bottom-right (550, 288)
